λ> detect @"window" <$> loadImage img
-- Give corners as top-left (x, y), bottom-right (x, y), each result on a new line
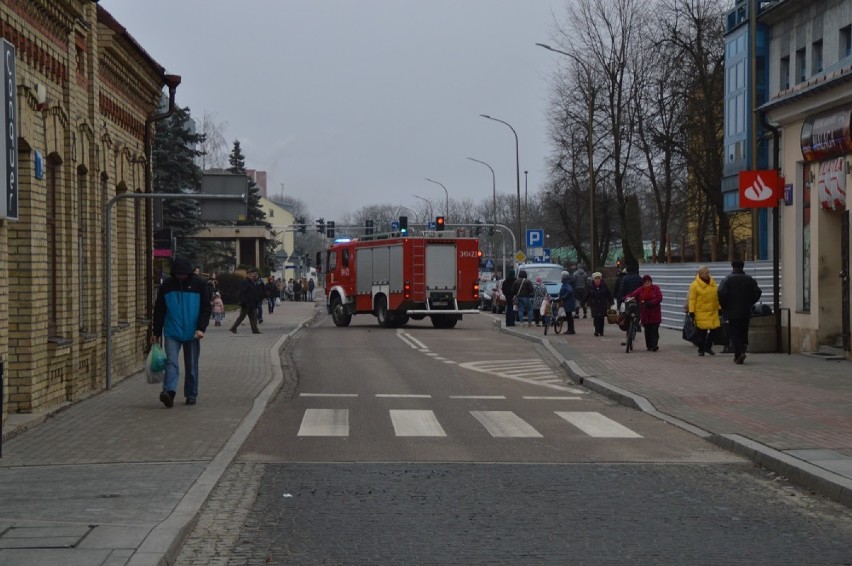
top-left (780, 56), bottom-right (790, 90)
top-left (812, 40), bottom-right (823, 75)
top-left (841, 25), bottom-right (851, 59)
top-left (795, 48), bottom-right (806, 83)
top-left (328, 251), bottom-right (337, 271)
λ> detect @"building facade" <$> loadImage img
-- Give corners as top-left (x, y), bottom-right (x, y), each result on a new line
top-left (758, 0), bottom-right (852, 354)
top-left (1, 0), bottom-right (173, 423)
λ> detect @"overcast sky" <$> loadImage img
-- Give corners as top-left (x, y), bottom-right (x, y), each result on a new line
top-left (101, 0), bottom-right (565, 223)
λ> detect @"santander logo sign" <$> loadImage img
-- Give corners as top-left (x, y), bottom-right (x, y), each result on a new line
top-left (739, 170), bottom-right (780, 208)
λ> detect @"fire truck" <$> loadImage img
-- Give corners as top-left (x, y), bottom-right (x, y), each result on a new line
top-left (323, 232), bottom-right (481, 328)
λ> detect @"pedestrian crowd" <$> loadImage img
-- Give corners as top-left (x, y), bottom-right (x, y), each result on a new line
top-left (502, 260), bottom-right (762, 363)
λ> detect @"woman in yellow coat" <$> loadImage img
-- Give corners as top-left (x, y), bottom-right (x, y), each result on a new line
top-left (687, 265), bottom-right (721, 356)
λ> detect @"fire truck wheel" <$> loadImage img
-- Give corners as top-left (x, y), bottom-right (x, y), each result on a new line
top-left (375, 295), bottom-right (393, 328)
top-left (331, 296), bottom-right (351, 327)
top-left (431, 316), bottom-right (458, 329)
top-left (392, 314), bottom-right (409, 328)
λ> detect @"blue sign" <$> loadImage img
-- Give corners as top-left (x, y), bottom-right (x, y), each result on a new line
top-left (526, 229), bottom-right (544, 248)
top-left (484, 259), bottom-right (494, 270)
top-left (391, 221), bottom-right (399, 230)
top-left (428, 221), bottom-right (436, 230)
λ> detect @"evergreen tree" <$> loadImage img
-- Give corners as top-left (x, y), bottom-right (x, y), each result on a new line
top-left (228, 140), bottom-right (267, 227)
top-left (153, 105), bottom-right (206, 259)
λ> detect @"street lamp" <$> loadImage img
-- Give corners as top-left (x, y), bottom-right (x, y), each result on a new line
top-left (537, 42), bottom-right (595, 270)
top-left (479, 114), bottom-right (521, 253)
top-left (467, 156), bottom-right (497, 258)
top-left (424, 178), bottom-right (449, 221)
top-left (412, 194), bottom-right (433, 220)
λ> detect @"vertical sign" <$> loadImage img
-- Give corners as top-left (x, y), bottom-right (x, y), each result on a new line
top-left (1, 39), bottom-right (17, 220)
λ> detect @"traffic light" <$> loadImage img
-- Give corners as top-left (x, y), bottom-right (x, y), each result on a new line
top-left (316, 218), bottom-right (325, 233)
top-left (474, 220), bottom-right (482, 236)
top-left (399, 215), bottom-right (408, 235)
top-left (326, 221), bottom-right (335, 238)
top-left (297, 217), bottom-right (306, 234)
top-left (365, 219), bottom-right (374, 235)
top-left (435, 216), bottom-right (445, 231)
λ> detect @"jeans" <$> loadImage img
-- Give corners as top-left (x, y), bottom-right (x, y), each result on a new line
top-left (268, 297), bottom-right (276, 314)
top-left (516, 296), bottom-right (533, 324)
top-left (505, 299), bottom-right (515, 326)
top-left (163, 337), bottom-right (200, 400)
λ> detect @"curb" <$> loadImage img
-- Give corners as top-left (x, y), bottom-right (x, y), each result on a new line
top-left (497, 320), bottom-right (852, 509)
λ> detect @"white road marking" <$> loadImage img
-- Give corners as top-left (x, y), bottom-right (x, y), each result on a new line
top-left (389, 409), bottom-right (447, 437)
top-left (449, 395), bottom-right (507, 400)
top-left (376, 394), bottom-right (432, 398)
top-left (470, 411), bottom-right (543, 438)
top-left (458, 359), bottom-right (586, 394)
top-left (300, 393), bottom-right (359, 398)
top-left (297, 409), bottom-right (349, 436)
top-left (396, 329), bottom-right (428, 349)
top-left (523, 396), bottom-right (582, 400)
top-left (555, 411), bottom-right (643, 438)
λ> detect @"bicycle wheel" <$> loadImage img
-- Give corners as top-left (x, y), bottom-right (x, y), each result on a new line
top-left (553, 316), bottom-right (564, 334)
top-left (626, 317), bottom-right (638, 352)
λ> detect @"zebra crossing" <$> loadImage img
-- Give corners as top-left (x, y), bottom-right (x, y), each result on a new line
top-left (296, 405), bottom-right (643, 439)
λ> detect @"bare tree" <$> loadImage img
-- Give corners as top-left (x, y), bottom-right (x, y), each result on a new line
top-left (197, 110), bottom-right (229, 171)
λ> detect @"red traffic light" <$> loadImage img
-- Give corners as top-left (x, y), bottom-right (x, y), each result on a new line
top-left (435, 216), bottom-right (445, 231)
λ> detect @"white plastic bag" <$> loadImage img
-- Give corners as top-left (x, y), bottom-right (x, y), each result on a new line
top-left (275, 297), bottom-right (281, 306)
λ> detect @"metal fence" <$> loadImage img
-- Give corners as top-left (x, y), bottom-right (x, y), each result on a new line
top-left (632, 261), bottom-right (780, 330)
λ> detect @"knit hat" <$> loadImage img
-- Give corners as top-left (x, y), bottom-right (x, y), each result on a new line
top-left (642, 274), bottom-right (653, 283)
top-left (171, 257), bottom-right (193, 275)
top-left (592, 272), bottom-right (602, 279)
top-left (535, 276), bottom-right (543, 283)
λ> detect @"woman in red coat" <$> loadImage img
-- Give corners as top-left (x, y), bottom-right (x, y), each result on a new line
top-left (625, 274), bottom-right (663, 351)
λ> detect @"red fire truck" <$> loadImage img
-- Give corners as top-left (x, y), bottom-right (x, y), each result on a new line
top-left (324, 233), bottom-right (481, 328)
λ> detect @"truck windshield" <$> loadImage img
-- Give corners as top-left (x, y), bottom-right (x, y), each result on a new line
top-left (521, 266), bottom-right (563, 284)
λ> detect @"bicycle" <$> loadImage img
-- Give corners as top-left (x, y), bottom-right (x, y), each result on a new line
top-left (544, 297), bottom-right (565, 335)
top-left (621, 297), bottom-right (641, 353)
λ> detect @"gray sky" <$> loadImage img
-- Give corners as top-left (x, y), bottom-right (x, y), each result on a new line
top-left (101, 0), bottom-right (564, 223)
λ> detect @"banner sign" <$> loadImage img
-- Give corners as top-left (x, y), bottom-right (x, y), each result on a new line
top-left (815, 157), bottom-right (847, 211)
top-left (801, 108), bottom-right (852, 162)
top-left (1, 39), bottom-right (17, 220)
top-left (738, 170), bottom-right (781, 208)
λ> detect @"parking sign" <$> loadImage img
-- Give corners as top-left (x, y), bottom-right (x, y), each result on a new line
top-left (526, 229), bottom-right (544, 248)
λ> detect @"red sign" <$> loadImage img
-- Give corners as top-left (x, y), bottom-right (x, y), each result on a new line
top-left (739, 170), bottom-right (781, 208)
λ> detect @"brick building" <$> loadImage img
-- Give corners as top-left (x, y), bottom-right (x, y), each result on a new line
top-left (1, 0), bottom-right (175, 422)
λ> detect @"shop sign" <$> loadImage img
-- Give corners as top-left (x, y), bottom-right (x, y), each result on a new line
top-left (738, 170), bottom-right (781, 208)
top-left (801, 108), bottom-right (852, 162)
top-left (0, 39), bottom-right (17, 221)
top-left (815, 157), bottom-right (847, 211)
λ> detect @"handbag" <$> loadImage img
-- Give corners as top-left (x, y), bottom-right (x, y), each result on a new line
top-left (606, 308), bottom-right (619, 324)
top-left (682, 314), bottom-right (698, 343)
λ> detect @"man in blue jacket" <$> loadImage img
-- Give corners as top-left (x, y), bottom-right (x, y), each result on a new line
top-left (152, 257), bottom-right (212, 408)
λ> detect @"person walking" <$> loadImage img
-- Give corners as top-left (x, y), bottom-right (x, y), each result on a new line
top-left (255, 274), bottom-right (267, 323)
top-left (512, 269), bottom-right (535, 327)
top-left (532, 275), bottom-right (548, 327)
top-left (688, 265), bottom-right (721, 356)
top-left (211, 292), bottom-right (225, 326)
top-left (501, 269), bottom-right (517, 327)
top-left (206, 272), bottom-right (220, 297)
top-left (718, 259), bottom-right (763, 364)
top-left (558, 270), bottom-right (576, 335)
top-left (307, 278), bottom-right (316, 301)
top-left (293, 279), bottom-right (302, 302)
top-left (152, 257), bottom-right (212, 408)
top-left (625, 274), bottom-right (663, 351)
top-left (616, 262), bottom-right (643, 345)
top-left (585, 271), bottom-right (612, 337)
top-left (265, 275), bottom-right (278, 315)
top-left (230, 269), bottom-right (262, 334)
top-left (572, 264), bottom-right (589, 318)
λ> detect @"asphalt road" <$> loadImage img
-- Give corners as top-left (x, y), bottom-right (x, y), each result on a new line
top-left (176, 312), bottom-right (852, 565)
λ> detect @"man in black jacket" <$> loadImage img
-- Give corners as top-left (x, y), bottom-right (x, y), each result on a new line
top-left (718, 259), bottom-right (762, 364)
top-left (230, 269), bottom-right (262, 334)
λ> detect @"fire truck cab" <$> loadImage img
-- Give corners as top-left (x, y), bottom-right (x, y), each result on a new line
top-left (324, 233), bottom-right (481, 329)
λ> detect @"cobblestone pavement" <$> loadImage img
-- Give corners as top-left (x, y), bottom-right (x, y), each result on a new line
top-left (190, 462), bottom-right (852, 565)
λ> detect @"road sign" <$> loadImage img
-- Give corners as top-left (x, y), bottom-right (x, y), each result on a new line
top-left (526, 229), bottom-right (544, 248)
top-left (514, 250), bottom-right (526, 263)
top-left (391, 221), bottom-right (399, 230)
top-left (428, 221), bottom-right (436, 230)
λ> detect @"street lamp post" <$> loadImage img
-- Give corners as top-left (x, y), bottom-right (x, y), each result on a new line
top-left (467, 157), bottom-right (497, 259)
top-left (424, 178), bottom-right (449, 221)
top-left (537, 42), bottom-right (595, 270)
top-left (479, 114), bottom-right (521, 254)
